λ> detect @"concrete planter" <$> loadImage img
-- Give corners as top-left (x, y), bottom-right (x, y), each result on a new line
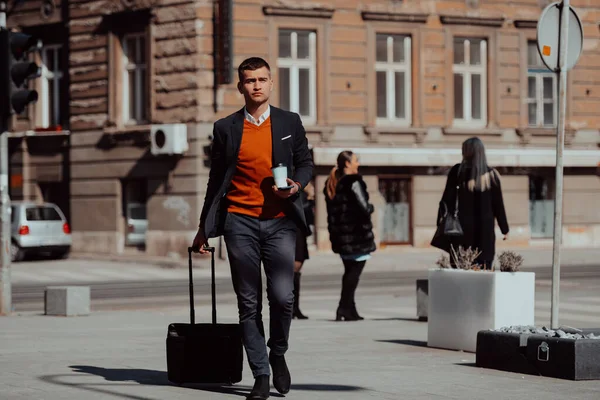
top-left (476, 330), bottom-right (539, 375)
top-left (526, 334), bottom-right (600, 380)
top-left (427, 268), bottom-right (535, 352)
top-left (476, 328), bottom-right (600, 380)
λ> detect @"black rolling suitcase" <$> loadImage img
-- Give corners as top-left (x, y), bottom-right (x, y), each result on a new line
top-left (166, 246), bottom-right (243, 384)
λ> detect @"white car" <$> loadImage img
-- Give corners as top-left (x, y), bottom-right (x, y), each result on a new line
top-left (11, 201), bottom-right (72, 262)
top-left (125, 202), bottom-right (147, 247)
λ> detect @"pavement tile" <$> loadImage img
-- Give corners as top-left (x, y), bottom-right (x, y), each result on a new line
top-left (1, 301), bottom-right (600, 400)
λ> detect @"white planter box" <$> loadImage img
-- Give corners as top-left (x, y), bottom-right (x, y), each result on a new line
top-left (427, 268), bottom-right (535, 353)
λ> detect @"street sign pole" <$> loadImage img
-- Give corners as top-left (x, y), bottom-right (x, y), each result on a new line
top-left (0, 1), bottom-right (10, 316)
top-left (537, 0), bottom-right (582, 330)
top-left (550, 0), bottom-right (570, 330)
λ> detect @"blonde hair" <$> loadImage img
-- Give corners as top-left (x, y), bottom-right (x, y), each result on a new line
top-left (467, 169), bottom-right (500, 192)
top-left (462, 137), bottom-right (499, 192)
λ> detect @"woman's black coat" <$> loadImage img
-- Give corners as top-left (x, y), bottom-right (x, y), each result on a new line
top-left (324, 174), bottom-right (377, 256)
top-left (437, 163), bottom-right (509, 262)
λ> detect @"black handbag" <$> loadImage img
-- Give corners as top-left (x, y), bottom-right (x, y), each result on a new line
top-left (431, 165), bottom-right (464, 251)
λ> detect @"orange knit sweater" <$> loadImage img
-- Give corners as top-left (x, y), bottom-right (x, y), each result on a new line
top-left (226, 117), bottom-right (286, 219)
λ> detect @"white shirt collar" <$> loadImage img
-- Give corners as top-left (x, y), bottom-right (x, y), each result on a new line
top-left (244, 105), bottom-right (270, 126)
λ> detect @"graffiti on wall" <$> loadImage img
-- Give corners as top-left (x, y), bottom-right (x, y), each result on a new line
top-left (162, 196), bottom-right (191, 227)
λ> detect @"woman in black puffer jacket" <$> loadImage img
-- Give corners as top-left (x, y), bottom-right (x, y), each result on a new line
top-left (324, 150), bottom-right (376, 321)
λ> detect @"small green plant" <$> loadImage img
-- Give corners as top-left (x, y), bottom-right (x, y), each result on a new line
top-left (436, 253), bottom-right (451, 269)
top-left (450, 245), bottom-right (482, 270)
top-left (497, 250), bottom-right (523, 272)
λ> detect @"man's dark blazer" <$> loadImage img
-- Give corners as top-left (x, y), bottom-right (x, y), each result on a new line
top-left (199, 106), bottom-right (314, 238)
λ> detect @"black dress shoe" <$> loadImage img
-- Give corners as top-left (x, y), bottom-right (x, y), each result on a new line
top-left (269, 353), bottom-right (291, 394)
top-left (247, 375), bottom-right (270, 400)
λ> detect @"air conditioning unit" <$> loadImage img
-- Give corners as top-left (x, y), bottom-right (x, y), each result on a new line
top-left (150, 124), bottom-right (189, 155)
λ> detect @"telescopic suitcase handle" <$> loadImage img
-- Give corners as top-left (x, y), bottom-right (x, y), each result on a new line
top-left (187, 246), bottom-right (216, 325)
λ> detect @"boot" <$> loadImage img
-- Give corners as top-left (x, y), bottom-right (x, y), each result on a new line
top-left (351, 302), bottom-right (364, 320)
top-left (292, 272), bottom-right (308, 319)
top-left (336, 260), bottom-right (365, 321)
top-left (247, 375), bottom-right (270, 400)
top-left (335, 306), bottom-right (358, 321)
top-left (269, 353), bottom-right (291, 394)
top-left (335, 274), bottom-right (358, 321)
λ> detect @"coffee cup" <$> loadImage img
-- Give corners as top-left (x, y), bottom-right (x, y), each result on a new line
top-left (271, 163), bottom-right (288, 188)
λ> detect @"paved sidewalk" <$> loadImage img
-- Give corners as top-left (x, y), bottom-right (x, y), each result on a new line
top-left (68, 245), bottom-right (600, 272)
top-left (1, 299), bottom-right (599, 400)
top-left (11, 246), bottom-right (600, 287)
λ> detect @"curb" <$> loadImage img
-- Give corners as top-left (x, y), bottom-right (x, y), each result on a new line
top-left (68, 252), bottom-right (187, 268)
top-left (67, 246), bottom-right (600, 272)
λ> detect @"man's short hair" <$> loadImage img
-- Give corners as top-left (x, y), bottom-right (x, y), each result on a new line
top-left (238, 57), bottom-right (271, 82)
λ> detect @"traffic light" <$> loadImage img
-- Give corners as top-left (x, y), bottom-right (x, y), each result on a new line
top-left (0, 28), bottom-right (41, 119)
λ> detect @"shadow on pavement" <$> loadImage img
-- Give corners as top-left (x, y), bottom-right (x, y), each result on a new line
top-left (375, 339), bottom-right (428, 347)
top-left (455, 362), bottom-right (478, 368)
top-left (184, 384), bottom-right (284, 398)
top-left (291, 383), bottom-right (365, 391)
top-left (70, 365), bottom-right (170, 385)
top-left (39, 365), bottom-right (365, 399)
top-left (371, 317), bottom-right (424, 322)
top-left (38, 366), bottom-right (265, 400)
top-left (68, 365), bottom-right (285, 398)
top-left (39, 372), bottom-right (163, 400)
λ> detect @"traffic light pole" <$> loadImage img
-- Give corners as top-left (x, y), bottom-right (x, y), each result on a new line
top-left (0, 117), bottom-right (9, 316)
top-left (0, 1), bottom-right (11, 316)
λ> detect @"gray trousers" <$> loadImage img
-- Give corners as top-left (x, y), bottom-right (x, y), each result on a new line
top-left (223, 212), bottom-right (297, 377)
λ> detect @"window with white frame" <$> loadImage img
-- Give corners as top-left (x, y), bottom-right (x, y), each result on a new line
top-left (453, 38), bottom-right (487, 127)
top-left (527, 41), bottom-right (556, 127)
top-left (277, 29), bottom-right (317, 124)
top-left (122, 33), bottom-right (147, 124)
top-left (375, 34), bottom-right (411, 125)
top-left (40, 45), bottom-right (63, 128)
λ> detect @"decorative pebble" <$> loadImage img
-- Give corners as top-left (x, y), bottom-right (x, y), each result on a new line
top-left (491, 325), bottom-right (600, 339)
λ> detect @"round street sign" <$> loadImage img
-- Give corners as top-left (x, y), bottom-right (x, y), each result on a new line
top-left (536, 1), bottom-right (583, 72)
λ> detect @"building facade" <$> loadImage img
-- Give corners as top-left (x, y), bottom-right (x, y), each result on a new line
top-left (5, 0), bottom-right (600, 256)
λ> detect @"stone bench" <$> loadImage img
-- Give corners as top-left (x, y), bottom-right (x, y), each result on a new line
top-left (44, 286), bottom-right (90, 316)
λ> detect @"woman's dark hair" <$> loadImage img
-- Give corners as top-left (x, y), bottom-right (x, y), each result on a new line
top-left (326, 150), bottom-right (354, 199)
top-left (461, 137), bottom-right (498, 191)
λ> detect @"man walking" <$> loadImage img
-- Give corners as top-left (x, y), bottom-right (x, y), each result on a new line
top-left (192, 57), bottom-right (313, 400)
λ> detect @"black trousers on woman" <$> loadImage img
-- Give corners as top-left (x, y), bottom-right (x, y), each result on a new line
top-left (337, 259), bottom-right (366, 320)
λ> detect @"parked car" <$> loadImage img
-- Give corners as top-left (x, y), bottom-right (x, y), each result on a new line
top-left (11, 201), bottom-right (72, 262)
top-left (125, 202), bottom-right (147, 247)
